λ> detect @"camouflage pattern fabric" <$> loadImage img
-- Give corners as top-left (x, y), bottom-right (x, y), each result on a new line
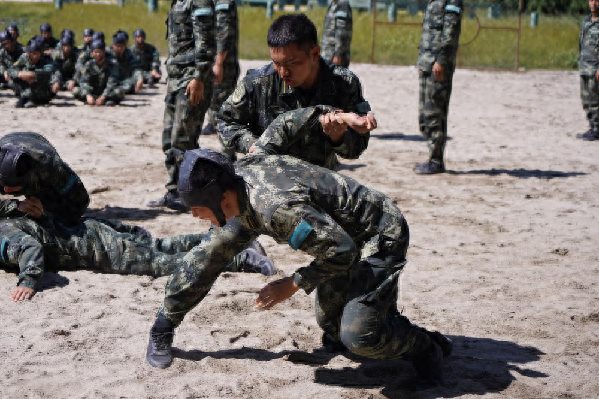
top-left (580, 75), bottom-right (599, 132)
top-left (417, 0), bottom-right (462, 164)
top-left (205, 0), bottom-right (240, 127)
top-left (52, 46), bottom-right (80, 88)
top-left (320, 0), bottom-right (353, 68)
top-left (0, 44), bottom-right (24, 83)
top-left (72, 58), bottom-right (124, 103)
top-left (0, 132), bottom-right (89, 226)
top-left (217, 59), bottom-right (371, 169)
top-left (156, 154), bottom-right (435, 360)
top-left (130, 42), bottom-right (161, 83)
top-left (8, 53), bottom-right (60, 103)
top-left (108, 48), bottom-right (142, 94)
top-left (162, 0), bottom-right (216, 191)
top-left (579, 16), bottom-right (599, 77)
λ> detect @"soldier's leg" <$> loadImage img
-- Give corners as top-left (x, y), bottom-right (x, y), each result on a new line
top-left (119, 77), bottom-right (136, 94)
top-left (105, 87), bottom-right (125, 104)
top-left (203, 62), bottom-right (239, 136)
top-left (72, 87), bottom-right (87, 102)
top-left (420, 71), bottom-right (452, 165)
top-left (586, 76), bottom-right (599, 133)
top-left (314, 272), bottom-right (350, 350)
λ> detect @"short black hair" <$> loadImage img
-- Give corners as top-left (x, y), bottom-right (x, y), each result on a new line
top-left (267, 14), bottom-right (317, 50)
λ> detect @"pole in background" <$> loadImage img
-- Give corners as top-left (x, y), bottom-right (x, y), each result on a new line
top-left (148, 0), bottom-right (158, 12)
top-left (54, 0), bottom-right (62, 9)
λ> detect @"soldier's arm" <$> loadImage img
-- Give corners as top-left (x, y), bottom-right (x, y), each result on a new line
top-left (1, 226), bottom-right (46, 290)
top-left (103, 63), bottom-right (120, 97)
top-left (269, 203), bottom-right (358, 294)
top-left (333, 1), bottom-right (352, 58)
top-left (39, 160), bottom-right (90, 224)
top-left (217, 79), bottom-right (260, 153)
top-left (150, 45), bottom-right (161, 73)
top-left (254, 106), bottom-right (335, 155)
top-left (215, 0), bottom-right (234, 58)
top-left (7, 56), bottom-right (24, 80)
top-left (191, 0), bottom-right (216, 82)
top-left (77, 64), bottom-right (93, 95)
top-left (436, 0), bottom-right (463, 67)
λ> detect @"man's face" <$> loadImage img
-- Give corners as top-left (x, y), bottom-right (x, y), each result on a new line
top-left (28, 50), bottom-right (41, 64)
top-left (42, 31), bottom-right (52, 40)
top-left (1, 40), bottom-right (11, 51)
top-left (8, 28), bottom-right (18, 39)
top-left (83, 35), bottom-right (93, 45)
top-left (62, 44), bottom-right (72, 56)
top-left (269, 43), bottom-right (320, 89)
top-left (590, 0), bottom-right (599, 15)
top-left (111, 43), bottom-right (125, 57)
top-left (92, 48), bottom-right (105, 63)
top-left (191, 206), bottom-right (220, 226)
top-left (135, 36), bottom-right (145, 46)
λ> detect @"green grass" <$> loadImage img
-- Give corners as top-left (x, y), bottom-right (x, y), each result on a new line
top-left (0, 1), bottom-right (581, 69)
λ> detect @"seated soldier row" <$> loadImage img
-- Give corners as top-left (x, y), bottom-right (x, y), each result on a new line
top-left (0, 23), bottom-right (162, 107)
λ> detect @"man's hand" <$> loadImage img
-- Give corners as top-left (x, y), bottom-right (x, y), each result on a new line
top-left (67, 80), bottom-right (76, 91)
top-left (332, 55), bottom-right (343, 66)
top-left (95, 96), bottom-right (106, 106)
top-left (17, 197), bottom-right (44, 218)
top-left (10, 286), bottom-right (35, 302)
top-left (336, 112), bottom-right (378, 134)
top-left (186, 78), bottom-right (204, 105)
top-left (51, 82), bottom-right (60, 94)
top-left (432, 62), bottom-right (445, 82)
top-left (135, 78), bottom-right (144, 93)
top-left (320, 111), bottom-right (348, 143)
top-left (256, 276), bottom-right (299, 310)
top-left (86, 95), bottom-right (95, 105)
top-left (213, 62), bottom-right (224, 85)
top-left (248, 144), bottom-right (257, 154)
top-left (151, 70), bottom-right (162, 80)
top-left (18, 71), bottom-right (36, 83)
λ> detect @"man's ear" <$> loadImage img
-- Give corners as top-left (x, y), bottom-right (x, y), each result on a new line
top-left (311, 45), bottom-right (320, 61)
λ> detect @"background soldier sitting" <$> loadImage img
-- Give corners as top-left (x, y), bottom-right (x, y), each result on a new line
top-left (52, 34), bottom-right (80, 92)
top-left (109, 31), bottom-right (143, 94)
top-left (0, 29), bottom-right (24, 90)
top-left (130, 28), bottom-right (162, 86)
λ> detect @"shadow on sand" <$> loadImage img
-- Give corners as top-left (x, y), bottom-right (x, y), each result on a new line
top-left (85, 206), bottom-right (181, 221)
top-left (447, 169), bottom-right (586, 179)
top-left (174, 335), bottom-right (546, 398)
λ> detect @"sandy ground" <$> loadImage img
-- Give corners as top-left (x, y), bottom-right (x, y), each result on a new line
top-left (0, 61), bottom-right (598, 399)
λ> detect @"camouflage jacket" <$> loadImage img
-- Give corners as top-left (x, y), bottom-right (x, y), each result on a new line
top-left (217, 59), bottom-right (371, 168)
top-left (215, 0), bottom-right (239, 65)
top-left (0, 132), bottom-right (89, 226)
top-left (165, 0), bottom-right (216, 90)
top-left (77, 58), bottom-right (121, 97)
top-left (321, 0), bottom-right (353, 67)
top-left (417, 0), bottom-right (463, 72)
top-left (130, 43), bottom-right (161, 73)
top-left (108, 48), bottom-right (141, 81)
top-left (0, 44), bottom-right (24, 76)
top-left (8, 53), bottom-right (61, 85)
top-left (52, 46), bottom-right (80, 81)
top-left (579, 16), bottom-right (599, 76)
top-left (164, 154), bottom-right (406, 304)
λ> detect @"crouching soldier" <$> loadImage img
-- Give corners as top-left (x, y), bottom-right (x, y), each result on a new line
top-left (145, 148), bottom-right (452, 383)
top-left (8, 39), bottom-right (60, 108)
top-left (73, 39), bottom-right (124, 106)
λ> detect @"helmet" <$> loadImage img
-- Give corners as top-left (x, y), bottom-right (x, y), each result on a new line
top-left (133, 28), bottom-right (146, 38)
top-left (178, 149), bottom-right (238, 226)
top-left (0, 145), bottom-right (30, 187)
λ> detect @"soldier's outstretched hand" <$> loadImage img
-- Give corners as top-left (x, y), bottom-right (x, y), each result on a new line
top-left (18, 197), bottom-right (44, 218)
top-left (10, 286), bottom-right (35, 302)
top-left (256, 276), bottom-right (299, 310)
top-left (336, 112), bottom-right (378, 134)
top-left (186, 78), bottom-right (204, 105)
top-left (320, 111), bottom-right (348, 143)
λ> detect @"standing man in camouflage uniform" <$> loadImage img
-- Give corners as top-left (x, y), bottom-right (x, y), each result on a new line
top-left (109, 31), bottom-right (144, 94)
top-left (52, 35), bottom-right (80, 91)
top-left (0, 132), bottom-right (89, 226)
top-left (0, 29), bottom-right (24, 89)
top-left (578, 0), bottom-right (599, 141)
top-left (147, 0), bottom-right (215, 211)
top-left (130, 28), bottom-right (162, 86)
top-left (320, 0), bottom-right (352, 68)
top-left (217, 14), bottom-right (375, 170)
top-left (8, 39), bottom-right (61, 108)
top-left (201, 0), bottom-right (240, 136)
top-left (415, 0), bottom-right (462, 174)
top-left (145, 148), bottom-right (452, 384)
top-left (73, 40), bottom-right (124, 106)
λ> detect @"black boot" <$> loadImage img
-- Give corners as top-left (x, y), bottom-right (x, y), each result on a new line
top-left (146, 313), bottom-right (175, 369)
top-left (577, 129), bottom-right (599, 141)
top-left (321, 332), bottom-right (347, 354)
top-left (413, 160), bottom-right (445, 175)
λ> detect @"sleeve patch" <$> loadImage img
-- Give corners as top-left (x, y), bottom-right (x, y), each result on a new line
top-left (0, 239), bottom-right (8, 263)
top-left (445, 4), bottom-right (461, 14)
top-left (335, 11), bottom-right (348, 18)
top-left (215, 3), bottom-right (230, 11)
top-left (193, 7), bottom-right (214, 17)
top-left (288, 219), bottom-right (314, 250)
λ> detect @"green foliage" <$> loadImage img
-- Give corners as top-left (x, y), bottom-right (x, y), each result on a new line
top-left (0, 1), bottom-right (581, 69)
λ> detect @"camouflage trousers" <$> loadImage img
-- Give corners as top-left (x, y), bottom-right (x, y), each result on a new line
top-left (72, 87), bottom-right (125, 103)
top-left (120, 70), bottom-right (144, 94)
top-left (162, 78), bottom-right (213, 191)
top-left (140, 70), bottom-right (161, 85)
top-left (206, 61), bottom-right (240, 118)
top-left (580, 75), bottom-right (599, 132)
top-left (418, 69), bottom-right (454, 164)
top-left (13, 80), bottom-right (54, 104)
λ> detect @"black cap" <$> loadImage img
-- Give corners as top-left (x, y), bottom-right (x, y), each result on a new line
top-left (40, 23), bottom-right (52, 33)
top-left (60, 28), bottom-right (75, 39)
top-left (0, 144), bottom-right (31, 187)
top-left (8, 23), bottom-right (19, 34)
top-left (90, 39), bottom-right (105, 51)
top-left (26, 38), bottom-right (43, 53)
top-left (83, 28), bottom-right (94, 37)
top-left (0, 30), bottom-right (10, 42)
top-left (112, 31), bottom-right (127, 45)
top-left (133, 28), bottom-right (146, 38)
top-left (60, 35), bottom-right (74, 46)
top-left (92, 31), bottom-right (105, 42)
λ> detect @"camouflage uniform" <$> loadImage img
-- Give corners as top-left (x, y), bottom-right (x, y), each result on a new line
top-left (52, 46), bottom-right (80, 90)
top-left (0, 132), bottom-right (89, 226)
top-left (0, 43), bottom-right (24, 88)
top-left (417, 0), bottom-right (462, 165)
top-left (8, 53), bottom-right (61, 105)
top-left (72, 57), bottom-right (125, 104)
top-left (162, 0), bottom-right (215, 192)
top-left (158, 154), bottom-right (436, 360)
top-left (204, 0), bottom-right (240, 131)
top-left (109, 47), bottom-right (143, 94)
top-left (130, 42), bottom-right (161, 84)
top-left (217, 59), bottom-right (371, 170)
top-left (579, 15), bottom-right (599, 134)
top-left (320, 0), bottom-right (353, 68)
